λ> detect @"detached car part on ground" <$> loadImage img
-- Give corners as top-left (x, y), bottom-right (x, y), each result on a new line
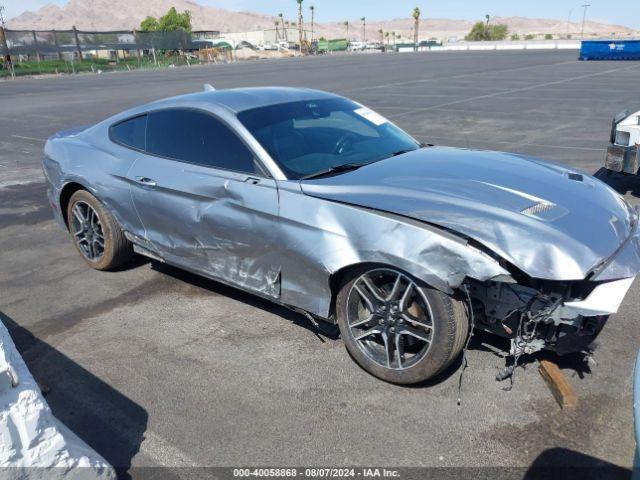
top-left (605, 109), bottom-right (640, 175)
top-left (42, 87), bottom-right (640, 385)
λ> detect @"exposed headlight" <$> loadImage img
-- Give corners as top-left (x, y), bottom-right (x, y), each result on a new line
top-left (615, 130), bottom-right (631, 146)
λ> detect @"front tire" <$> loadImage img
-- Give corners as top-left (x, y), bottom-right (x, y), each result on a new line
top-left (67, 190), bottom-right (133, 270)
top-left (336, 266), bottom-right (469, 384)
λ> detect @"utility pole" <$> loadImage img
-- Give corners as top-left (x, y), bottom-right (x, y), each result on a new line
top-left (0, 5), bottom-right (14, 78)
top-left (580, 4), bottom-right (590, 39)
top-left (361, 17), bottom-right (366, 43)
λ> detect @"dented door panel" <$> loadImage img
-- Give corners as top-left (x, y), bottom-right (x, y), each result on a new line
top-left (129, 155), bottom-right (281, 297)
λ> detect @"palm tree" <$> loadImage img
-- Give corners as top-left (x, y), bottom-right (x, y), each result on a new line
top-left (309, 5), bottom-right (315, 43)
top-left (274, 20), bottom-right (280, 41)
top-left (361, 17), bottom-right (366, 42)
top-left (378, 28), bottom-right (384, 44)
top-left (391, 31), bottom-right (396, 46)
top-left (485, 14), bottom-right (490, 26)
top-left (296, 0), bottom-right (304, 53)
top-left (344, 21), bottom-right (349, 39)
top-left (413, 7), bottom-right (420, 49)
top-left (279, 13), bottom-right (287, 42)
top-left (385, 31), bottom-right (390, 46)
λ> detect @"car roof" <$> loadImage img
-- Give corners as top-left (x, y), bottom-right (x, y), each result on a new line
top-left (144, 87), bottom-right (342, 114)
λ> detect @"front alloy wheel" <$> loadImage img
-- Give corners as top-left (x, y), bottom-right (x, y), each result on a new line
top-left (336, 266), bottom-right (469, 384)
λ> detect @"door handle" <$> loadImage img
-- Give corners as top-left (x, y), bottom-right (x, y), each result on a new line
top-left (244, 177), bottom-right (261, 185)
top-left (136, 176), bottom-right (157, 187)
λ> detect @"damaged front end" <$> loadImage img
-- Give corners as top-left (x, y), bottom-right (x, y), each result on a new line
top-left (467, 275), bottom-right (634, 358)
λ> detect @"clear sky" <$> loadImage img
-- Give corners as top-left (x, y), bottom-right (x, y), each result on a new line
top-left (3, 0), bottom-right (639, 28)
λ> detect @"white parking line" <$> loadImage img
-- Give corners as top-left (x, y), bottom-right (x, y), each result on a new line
top-left (139, 429), bottom-right (201, 468)
top-left (340, 59), bottom-right (577, 94)
top-left (11, 134), bottom-right (46, 142)
top-left (388, 63), bottom-right (640, 120)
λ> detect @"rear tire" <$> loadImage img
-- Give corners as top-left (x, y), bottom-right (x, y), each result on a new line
top-left (67, 190), bottom-right (133, 270)
top-left (336, 266), bottom-right (469, 384)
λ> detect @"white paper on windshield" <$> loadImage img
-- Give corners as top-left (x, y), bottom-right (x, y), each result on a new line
top-left (354, 107), bottom-right (388, 126)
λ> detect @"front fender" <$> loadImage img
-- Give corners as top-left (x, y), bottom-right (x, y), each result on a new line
top-left (277, 185), bottom-right (509, 317)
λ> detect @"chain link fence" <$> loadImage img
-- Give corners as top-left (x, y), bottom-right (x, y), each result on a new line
top-left (0, 28), bottom-right (230, 77)
top-left (0, 28), bottom-right (218, 57)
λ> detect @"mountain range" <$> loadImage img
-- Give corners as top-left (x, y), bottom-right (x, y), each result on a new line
top-left (8, 0), bottom-right (639, 40)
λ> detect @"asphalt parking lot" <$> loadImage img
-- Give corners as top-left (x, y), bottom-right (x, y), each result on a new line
top-left (1, 50), bottom-right (640, 477)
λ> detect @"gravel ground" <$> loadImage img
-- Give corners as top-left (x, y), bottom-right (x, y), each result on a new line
top-left (1, 50), bottom-right (639, 479)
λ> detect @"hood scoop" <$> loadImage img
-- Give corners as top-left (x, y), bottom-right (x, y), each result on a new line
top-left (475, 181), bottom-right (568, 222)
top-left (520, 200), bottom-right (568, 221)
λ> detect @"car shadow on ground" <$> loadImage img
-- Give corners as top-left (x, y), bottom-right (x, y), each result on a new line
top-left (149, 261), bottom-right (597, 390)
top-left (149, 261), bottom-right (341, 341)
top-left (159, 255), bottom-right (586, 397)
top-left (524, 447), bottom-right (631, 479)
top-left (594, 168), bottom-right (640, 198)
top-left (0, 312), bottom-right (148, 479)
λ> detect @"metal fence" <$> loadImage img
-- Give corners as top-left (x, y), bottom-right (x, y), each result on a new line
top-left (0, 27), bottom-right (220, 59)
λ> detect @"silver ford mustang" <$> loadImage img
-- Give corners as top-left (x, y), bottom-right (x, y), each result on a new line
top-left (43, 86), bottom-right (640, 384)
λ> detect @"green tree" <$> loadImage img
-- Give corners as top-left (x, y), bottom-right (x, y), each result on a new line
top-left (491, 24), bottom-right (508, 40)
top-left (309, 6), bottom-right (315, 42)
top-left (140, 8), bottom-right (191, 32)
top-left (511, 33), bottom-right (520, 40)
top-left (140, 16), bottom-right (159, 31)
top-left (158, 7), bottom-right (192, 32)
top-left (465, 21), bottom-right (508, 41)
top-left (412, 7), bottom-right (420, 46)
top-left (524, 34), bottom-right (535, 40)
top-left (544, 33), bottom-right (553, 40)
top-left (279, 13), bottom-right (287, 42)
top-left (296, 0), bottom-right (304, 52)
top-left (465, 21), bottom-right (488, 40)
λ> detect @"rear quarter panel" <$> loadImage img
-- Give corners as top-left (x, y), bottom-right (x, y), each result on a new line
top-left (43, 124), bottom-right (143, 236)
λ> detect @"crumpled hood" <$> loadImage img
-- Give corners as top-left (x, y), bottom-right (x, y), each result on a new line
top-left (300, 147), bottom-right (637, 280)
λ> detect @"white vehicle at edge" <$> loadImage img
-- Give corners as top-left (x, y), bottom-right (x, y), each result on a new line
top-left (605, 109), bottom-right (640, 174)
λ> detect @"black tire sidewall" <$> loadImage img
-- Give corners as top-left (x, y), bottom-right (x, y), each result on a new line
top-left (336, 267), bottom-right (464, 385)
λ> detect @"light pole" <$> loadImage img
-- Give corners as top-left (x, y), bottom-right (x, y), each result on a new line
top-left (580, 4), bottom-right (590, 39)
top-left (567, 8), bottom-right (574, 39)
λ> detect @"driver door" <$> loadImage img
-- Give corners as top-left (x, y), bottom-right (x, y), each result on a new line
top-left (128, 108), bottom-right (281, 297)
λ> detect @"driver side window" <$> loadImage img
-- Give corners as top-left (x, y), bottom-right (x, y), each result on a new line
top-left (146, 109), bottom-right (257, 174)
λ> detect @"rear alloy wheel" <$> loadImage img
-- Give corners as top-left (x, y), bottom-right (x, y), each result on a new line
top-left (336, 267), bottom-right (469, 384)
top-left (67, 190), bottom-right (132, 270)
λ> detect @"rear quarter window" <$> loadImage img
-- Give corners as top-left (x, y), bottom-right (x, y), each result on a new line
top-left (110, 115), bottom-right (147, 151)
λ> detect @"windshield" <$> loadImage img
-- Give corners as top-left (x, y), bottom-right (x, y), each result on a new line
top-left (237, 98), bottom-right (420, 180)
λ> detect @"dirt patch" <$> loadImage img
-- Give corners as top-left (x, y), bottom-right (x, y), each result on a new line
top-left (489, 393), bottom-right (634, 470)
